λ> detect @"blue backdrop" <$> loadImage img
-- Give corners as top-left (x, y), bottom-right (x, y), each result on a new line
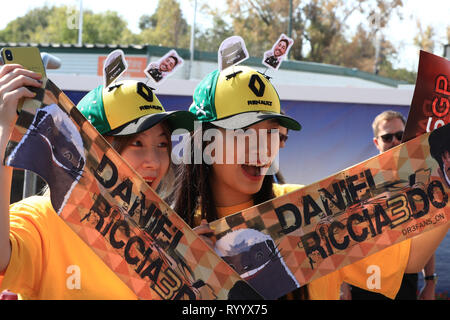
top-left (65, 90), bottom-right (449, 296)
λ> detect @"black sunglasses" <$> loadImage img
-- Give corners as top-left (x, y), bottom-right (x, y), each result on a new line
top-left (379, 131), bottom-right (404, 143)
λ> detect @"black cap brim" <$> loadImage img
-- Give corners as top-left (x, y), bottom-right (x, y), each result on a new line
top-left (211, 111), bottom-right (301, 131)
top-left (107, 111), bottom-right (195, 136)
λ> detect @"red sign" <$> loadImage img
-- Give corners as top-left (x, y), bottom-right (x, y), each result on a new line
top-left (403, 51), bottom-right (450, 142)
top-left (98, 56), bottom-right (147, 78)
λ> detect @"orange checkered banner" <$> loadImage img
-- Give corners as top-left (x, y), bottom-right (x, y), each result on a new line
top-left (403, 51), bottom-right (450, 142)
top-left (4, 78), bottom-right (262, 300)
top-left (3, 61), bottom-right (449, 301)
top-left (210, 124), bottom-right (450, 299)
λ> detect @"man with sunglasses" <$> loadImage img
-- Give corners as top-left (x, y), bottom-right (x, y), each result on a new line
top-left (357, 111), bottom-right (436, 300)
top-left (342, 111), bottom-right (437, 300)
top-left (372, 110), bottom-right (406, 153)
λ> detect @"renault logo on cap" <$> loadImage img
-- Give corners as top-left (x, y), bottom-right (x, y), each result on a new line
top-left (137, 82), bottom-right (154, 102)
top-left (248, 74), bottom-right (266, 97)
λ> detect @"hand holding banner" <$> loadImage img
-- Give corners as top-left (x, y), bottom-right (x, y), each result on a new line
top-left (210, 124), bottom-right (450, 299)
top-left (4, 77), bottom-right (262, 300)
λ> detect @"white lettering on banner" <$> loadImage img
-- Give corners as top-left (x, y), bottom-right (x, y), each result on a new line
top-left (426, 117), bottom-right (445, 132)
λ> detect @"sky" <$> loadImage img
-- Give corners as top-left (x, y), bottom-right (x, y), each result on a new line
top-left (0, 0), bottom-right (448, 72)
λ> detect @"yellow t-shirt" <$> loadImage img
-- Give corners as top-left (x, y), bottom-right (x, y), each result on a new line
top-left (198, 183), bottom-right (411, 300)
top-left (0, 196), bottom-right (137, 300)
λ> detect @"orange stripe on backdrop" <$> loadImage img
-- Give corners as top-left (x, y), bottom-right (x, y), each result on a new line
top-left (97, 56), bottom-right (148, 79)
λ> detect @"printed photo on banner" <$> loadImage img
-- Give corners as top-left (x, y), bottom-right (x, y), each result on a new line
top-left (6, 104), bottom-right (85, 214)
top-left (103, 49), bottom-right (128, 87)
top-left (429, 124), bottom-right (450, 188)
top-left (144, 50), bottom-right (183, 84)
top-left (262, 34), bottom-right (294, 70)
top-left (218, 36), bottom-right (249, 71)
top-left (215, 228), bottom-right (299, 300)
top-left (3, 75), bottom-right (262, 300)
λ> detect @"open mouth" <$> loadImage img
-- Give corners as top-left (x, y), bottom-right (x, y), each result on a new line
top-left (241, 163), bottom-right (271, 180)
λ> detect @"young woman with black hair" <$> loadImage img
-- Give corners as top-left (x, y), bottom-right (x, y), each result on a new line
top-left (172, 65), bottom-right (450, 300)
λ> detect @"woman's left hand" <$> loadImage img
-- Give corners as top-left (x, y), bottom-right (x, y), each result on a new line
top-left (193, 219), bottom-right (216, 249)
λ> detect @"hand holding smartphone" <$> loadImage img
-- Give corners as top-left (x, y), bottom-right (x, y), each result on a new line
top-left (0, 47), bottom-right (46, 114)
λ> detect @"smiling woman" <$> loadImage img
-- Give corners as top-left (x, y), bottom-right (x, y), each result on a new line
top-left (173, 65), bottom-right (301, 226)
top-left (172, 64), bottom-right (450, 301)
top-left (0, 64), bottom-right (196, 299)
top-left (172, 65), bottom-right (307, 299)
top-left (105, 122), bottom-right (172, 192)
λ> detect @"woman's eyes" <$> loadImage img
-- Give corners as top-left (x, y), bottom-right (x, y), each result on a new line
top-left (130, 140), bottom-right (143, 147)
top-left (129, 140), bottom-right (168, 148)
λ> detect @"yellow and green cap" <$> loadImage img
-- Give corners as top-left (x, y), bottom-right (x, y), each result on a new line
top-left (189, 65), bottom-right (301, 130)
top-left (77, 80), bottom-right (195, 136)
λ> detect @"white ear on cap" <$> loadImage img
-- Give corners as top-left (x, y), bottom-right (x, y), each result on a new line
top-left (218, 36), bottom-right (249, 71)
top-left (103, 49), bottom-right (128, 88)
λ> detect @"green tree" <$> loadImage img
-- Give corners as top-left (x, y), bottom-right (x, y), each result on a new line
top-left (414, 21), bottom-right (436, 54)
top-left (83, 10), bottom-right (137, 44)
top-left (139, 0), bottom-right (190, 47)
top-left (223, 0), bottom-right (292, 57)
top-left (0, 6), bottom-right (54, 42)
top-left (378, 59), bottom-right (417, 84)
top-left (0, 5), bottom-right (136, 45)
top-left (196, 15), bottom-right (234, 52)
top-left (324, 24), bottom-right (375, 71)
top-left (34, 6), bottom-right (78, 43)
top-left (302, 0), bottom-right (345, 62)
top-left (219, 0), bottom-right (404, 66)
top-left (138, 14), bottom-right (157, 31)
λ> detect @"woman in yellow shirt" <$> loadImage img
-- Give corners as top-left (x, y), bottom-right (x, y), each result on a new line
top-left (172, 65), bottom-right (450, 300)
top-left (0, 64), bottom-right (195, 299)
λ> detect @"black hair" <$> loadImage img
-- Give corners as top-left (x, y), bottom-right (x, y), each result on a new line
top-left (429, 124), bottom-right (450, 171)
top-left (168, 55), bottom-right (179, 66)
top-left (278, 39), bottom-right (289, 47)
top-left (173, 122), bottom-right (275, 227)
top-left (172, 119), bottom-right (309, 300)
top-left (108, 122), bottom-right (175, 200)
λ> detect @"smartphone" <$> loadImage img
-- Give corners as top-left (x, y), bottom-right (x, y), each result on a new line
top-left (0, 47), bottom-right (46, 113)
